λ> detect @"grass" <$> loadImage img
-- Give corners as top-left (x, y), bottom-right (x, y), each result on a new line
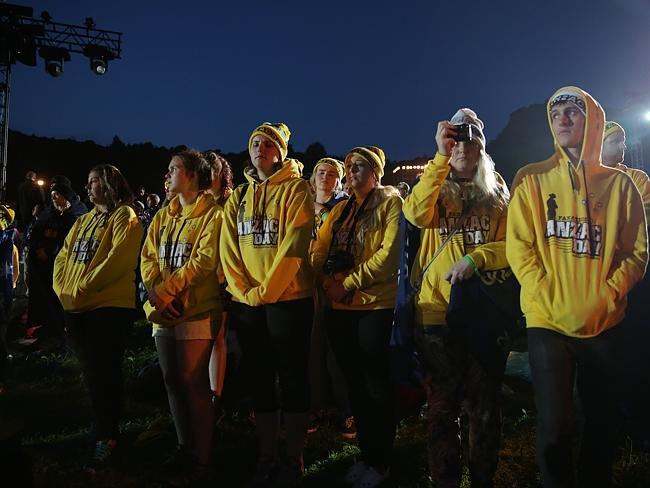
top-left (1, 318), bottom-right (649, 487)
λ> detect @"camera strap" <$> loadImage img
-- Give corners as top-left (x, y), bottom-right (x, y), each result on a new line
top-left (325, 187), bottom-right (376, 263)
top-left (412, 201), bottom-right (474, 293)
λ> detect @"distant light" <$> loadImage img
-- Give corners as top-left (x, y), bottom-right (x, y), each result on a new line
top-left (392, 166), bottom-right (400, 174)
top-left (36, 179), bottom-right (45, 186)
top-left (644, 111), bottom-right (650, 122)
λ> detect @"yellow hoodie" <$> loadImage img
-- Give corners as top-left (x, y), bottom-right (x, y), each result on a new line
top-left (311, 186), bottom-right (402, 310)
top-left (403, 154), bottom-right (509, 325)
top-left (507, 86), bottom-right (648, 337)
top-left (54, 205), bottom-right (144, 312)
top-left (615, 163), bottom-right (650, 224)
top-left (140, 192), bottom-right (223, 327)
top-left (220, 159), bottom-right (314, 306)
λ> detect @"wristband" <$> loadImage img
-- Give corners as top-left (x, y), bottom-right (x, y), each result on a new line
top-left (463, 255), bottom-right (479, 275)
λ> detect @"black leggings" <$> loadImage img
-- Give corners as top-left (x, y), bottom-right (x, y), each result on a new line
top-left (66, 307), bottom-right (133, 440)
top-left (232, 298), bottom-right (313, 413)
top-left (528, 326), bottom-right (624, 488)
top-left (325, 307), bottom-right (395, 470)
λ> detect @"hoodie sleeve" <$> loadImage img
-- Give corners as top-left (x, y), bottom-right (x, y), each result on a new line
top-left (153, 208), bottom-right (222, 303)
top-left (402, 153), bottom-right (451, 228)
top-left (606, 179), bottom-right (648, 298)
top-left (246, 180), bottom-right (315, 305)
top-left (466, 208), bottom-right (508, 271)
top-left (220, 186), bottom-right (255, 303)
top-left (342, 195), bottom-right (402, 291)
top-left (77, 206), bottom-right (144, 294)
top-left (506, 174), bottom-right (548, 290)
top-left (629, 169), bottom-right (650, 225)
top-left (140, 211), bottom-right (163, 293)
top-left (53, 217), bottom-right (79, 297)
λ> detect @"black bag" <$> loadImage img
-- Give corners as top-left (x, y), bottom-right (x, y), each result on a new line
top-left (447, 268), bottom-right (525, 379)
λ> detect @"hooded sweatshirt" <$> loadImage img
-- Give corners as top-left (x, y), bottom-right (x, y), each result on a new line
top-left (507, 86), bottom-right (648, 337)
top-left (220, 159), bottom-right (314, 306)
top-left (614, 163), bottom-right (650, 224)
top-left (53, 205), bottom-right (144, 312)
top-left (403, 154), bottom-right (509, 325)
top-left (311, 186), bottom-right (402, 310)
top-left (140, 192), bottom-right (223, 326)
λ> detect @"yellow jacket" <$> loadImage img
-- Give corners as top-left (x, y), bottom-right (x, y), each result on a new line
top-left (507, 86), bottom-right (648, 337)
top-left (311, 186), bottom-right (402, 310)
top-left (140, 192), bottom-right (223, 326)
top-left (220, 160), bottom-right (314, 306)
top-left (403, 153), bottom-right (509, 325)
top-left (54, 205), bottom-right (143, 312)
top-left (615, 163), bottom-right (650, 224)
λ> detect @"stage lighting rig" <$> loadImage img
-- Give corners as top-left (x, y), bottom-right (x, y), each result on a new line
top-left (0, 3), bottom-right (123, 200)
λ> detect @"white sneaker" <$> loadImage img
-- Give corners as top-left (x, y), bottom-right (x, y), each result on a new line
top-left (353, 466), bottom-right (390, 488)
top-left (344, 461), bottom-right (368, 485)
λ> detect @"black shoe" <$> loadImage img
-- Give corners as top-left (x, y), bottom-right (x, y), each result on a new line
top-left (273, 460), bottom-right (303, 487)
top-left (166, 462), bottom-right (214, 487)
top-left (162, 444), bottom-right (194, 477)
top-left (83, 439), bottom-right (117, 474)
top-left (247, 458), bottom-right (280, 488)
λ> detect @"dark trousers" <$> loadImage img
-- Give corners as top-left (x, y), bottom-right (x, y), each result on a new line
top-left (66, 307), bottom-right (132, 440)
top-left (0, 301), bottom-right (10, 383)
top-left (414, 326), bottom-right (503, 488)
top-left (528, 326), bottom-right (624, 488)
top-left (231, 298), bottom-right (313, 413)
top-left (325, 307), bottom-right (396, 470)
top-left (26, 258), bottom-right (65, 338)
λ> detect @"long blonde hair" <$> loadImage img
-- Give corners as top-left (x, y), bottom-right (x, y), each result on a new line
top-left (440, 150), bottom-right (509, 210)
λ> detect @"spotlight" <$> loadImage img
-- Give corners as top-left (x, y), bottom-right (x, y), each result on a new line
top-left (36, 179), bottom-right (45, 187)
top-left (644, 111), bottom-right (650, 122)
top-left (38, 47), bottom-right (71, 77)
top-left (83, 44), bottom-right (115, 76)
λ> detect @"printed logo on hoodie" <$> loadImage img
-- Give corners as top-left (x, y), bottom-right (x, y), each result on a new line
top-left (158, 224), bottom-right (195, 270)
top-left (72, 237), bottom-right (101, 263)
top-left (439, 212), bottom-right (492, 246)
top-left (237, 215), bottom-right (280, 247)
top-left (544, 194), bottom-right (602, 257)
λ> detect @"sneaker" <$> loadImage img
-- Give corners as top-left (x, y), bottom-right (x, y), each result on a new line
top-left (272, 460), bottom-right (303, 487)
top-left (353, 466), bottom-right (389, 488)
top-left (339, 416), bottom-right (357, 440)
top-left (248, 457), bottom-right (280, 487)
top-left (344, 461), bottom-right (368, 485)
top-left (166, 462), bottom-right (214, 487)
top-left (83, 438), bottom-right (117, 474)
top-left (162, 444), bottom-right (194, 477)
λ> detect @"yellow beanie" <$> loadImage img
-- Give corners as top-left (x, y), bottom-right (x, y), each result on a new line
top-left (248, 122), bottom-right (291, 161)
top-left (603, 121), bottom-right (625, 140)
top-left (313, 158), bottom-right (345, 180)
top-left (345, 146), bottom-right (386, 182)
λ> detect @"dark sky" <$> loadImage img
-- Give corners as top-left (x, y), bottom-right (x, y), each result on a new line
top-left (10, 0), bottom-right (650, 161)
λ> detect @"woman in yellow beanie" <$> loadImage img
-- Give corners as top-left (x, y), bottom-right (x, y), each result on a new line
top-left (311, 146), bottom-right (402, 488)
top-left (220, 122), bottom-right (315, 486)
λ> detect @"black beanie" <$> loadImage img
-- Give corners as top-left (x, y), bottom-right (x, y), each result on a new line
top-left (51, 183), bottom-right (77, 203)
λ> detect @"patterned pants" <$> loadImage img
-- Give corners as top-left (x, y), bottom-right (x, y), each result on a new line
top-left (415, 326), bottom-right (504, 488)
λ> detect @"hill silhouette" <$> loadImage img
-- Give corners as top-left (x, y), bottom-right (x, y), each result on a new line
top-left (7, 103), bottom-right (648, 201)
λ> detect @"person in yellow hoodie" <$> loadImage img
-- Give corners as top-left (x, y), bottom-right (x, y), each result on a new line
top-left (53, 164), bottom-right (143, 472)
top-left (140, 149), bottom-right (222, 486)
top-left (402, 109), bottom-right (509, 488)
top-left (311, 146), bottom-right (401, 488)
top-left (220, 122), bottom-right (314, 486)
top-left (507, 87), bottom-right (648, 488)
top-left (601, 121), bottom-right (650, 221)
top-left (601, 120), bottom-right (650, 450)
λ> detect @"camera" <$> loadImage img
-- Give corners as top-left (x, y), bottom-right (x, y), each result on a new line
top-left (323, 249), bottom-right (355, 275)
top-left (454, 123), bottom-right (473, 142)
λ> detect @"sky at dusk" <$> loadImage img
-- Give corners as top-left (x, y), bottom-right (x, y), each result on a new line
top-left (10, 0), bottom-right (650, 161)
